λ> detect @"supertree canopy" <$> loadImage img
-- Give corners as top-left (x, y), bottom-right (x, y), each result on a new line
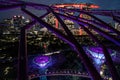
top-left (33, 55), bottom-right (51, 68)
top-left (85, 47), bottom-right (117, 65)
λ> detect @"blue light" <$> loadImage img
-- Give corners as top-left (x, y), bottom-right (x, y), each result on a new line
top-left (85, 47), bottom-right (116, 65)
top-left (94, 58), bottom-right (104, 65)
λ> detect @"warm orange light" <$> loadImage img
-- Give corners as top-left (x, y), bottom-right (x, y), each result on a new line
top-left (55, 18), bottom-right (59, 29)
top-left (90, 5), bottom-right (99, 8)
top-left (79, 28), bottom-right (83, 35)
top-left (53, 3), bottom-right (99, 9)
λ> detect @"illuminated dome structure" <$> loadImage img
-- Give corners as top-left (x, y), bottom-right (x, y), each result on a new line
top-left (33, 55), bottom-right (51, 68)
top-left (85, 47), bottom-right (117, 65)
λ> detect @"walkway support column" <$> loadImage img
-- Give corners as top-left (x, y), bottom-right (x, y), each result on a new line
top-left (18, 27), bottom-right (28, 80)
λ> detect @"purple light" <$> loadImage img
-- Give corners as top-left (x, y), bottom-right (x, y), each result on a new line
top-left (88, 47), bottom-right (103, 53)
top-left (85, 47), bottom-right (116, 65)
top-left (33, 55), bottom-right (51, 67)
top-left (86, 47), bottom-right (105, 59)
top-left (86, 47), bottom-right (113, 59)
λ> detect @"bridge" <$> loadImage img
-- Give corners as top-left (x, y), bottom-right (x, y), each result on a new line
top-left (29, 70), bottom-right (90, 79)
top-left (0, 0), bottom-right (120, 80)
top-left (29, 69), bottom-right (111, 80)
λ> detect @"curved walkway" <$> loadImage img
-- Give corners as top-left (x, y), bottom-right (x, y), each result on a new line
top-left (29, 70), bottom-right (90, 79)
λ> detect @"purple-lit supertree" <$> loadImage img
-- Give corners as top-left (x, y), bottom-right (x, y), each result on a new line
top-left (33, 55), bottom-right (51, 80)
top-left (0, 1), bottom-right (120, 80)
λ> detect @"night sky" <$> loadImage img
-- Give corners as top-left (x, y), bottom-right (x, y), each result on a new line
top-left (24, 0), bottom-right (120, 9)
top-left (0, 0), bottom-right (120, 21)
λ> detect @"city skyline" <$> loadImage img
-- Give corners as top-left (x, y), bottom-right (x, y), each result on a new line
top-left (0, 1), bottom-right (120, 80)
top-left (0, 0), bottom-right (120, 21)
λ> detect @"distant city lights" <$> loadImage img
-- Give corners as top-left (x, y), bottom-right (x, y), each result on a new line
top-left (25, 19), bottom-right (30, 23)
top-left (13, 15), bottom-right (16, 18)
top-left (18, 15), bottom-right (21, 18)
top-left (13, 15), bottom-right (25, 19)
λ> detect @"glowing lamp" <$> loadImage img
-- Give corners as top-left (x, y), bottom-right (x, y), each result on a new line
top-left (18, 15), bottom-right (21, 18)
top-left (13, 15), bottom-right (16, 18)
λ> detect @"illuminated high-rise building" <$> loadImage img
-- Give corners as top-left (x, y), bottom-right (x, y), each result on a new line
top-left (12, 15), bottom-right (26, 31)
